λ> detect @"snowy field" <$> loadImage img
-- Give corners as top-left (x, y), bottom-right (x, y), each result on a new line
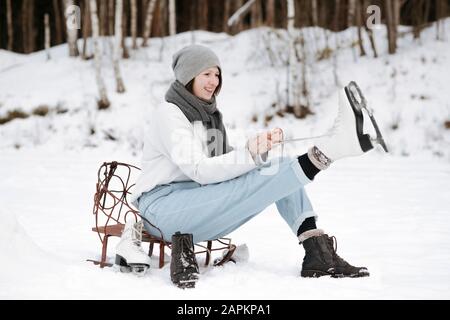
top-left (0, 20), bottom-right (449, 299)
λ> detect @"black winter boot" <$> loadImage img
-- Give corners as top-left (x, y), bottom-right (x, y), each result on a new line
top-left (301, 234), bottom-right (336, 277)
top-left (170, 232), bottom-right (200, 289)
top-left (301, 233), bottom-right (369, 278)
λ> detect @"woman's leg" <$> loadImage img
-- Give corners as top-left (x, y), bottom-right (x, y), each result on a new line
top-left (139, 156), bottom-right (315, 243)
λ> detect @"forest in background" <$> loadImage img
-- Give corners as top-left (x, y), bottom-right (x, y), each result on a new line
top-left (1, 0), bottom-right (449, 54)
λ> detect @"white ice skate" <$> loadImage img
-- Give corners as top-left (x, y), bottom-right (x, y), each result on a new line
top-left (115, 220), bottom-right (151, 276)
top-left (315, 81), bottom-right (388, 161)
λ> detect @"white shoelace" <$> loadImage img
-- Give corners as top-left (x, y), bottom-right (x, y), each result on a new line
top-left (130, 221), bottom-right (146, 253)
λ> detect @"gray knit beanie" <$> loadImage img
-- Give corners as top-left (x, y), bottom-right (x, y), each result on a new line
top-left (171, 45), bottom-right (222, 86)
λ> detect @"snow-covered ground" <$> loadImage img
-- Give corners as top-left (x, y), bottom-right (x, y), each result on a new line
top-left (0, 20), bottom-right (449, 299)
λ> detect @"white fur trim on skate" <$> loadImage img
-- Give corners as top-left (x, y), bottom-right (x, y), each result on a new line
top-left (298, 229), bottom-right (324, 243)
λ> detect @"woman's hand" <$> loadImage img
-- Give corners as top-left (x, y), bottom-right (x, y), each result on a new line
top-left (246, 127), bottom-right (284, 158)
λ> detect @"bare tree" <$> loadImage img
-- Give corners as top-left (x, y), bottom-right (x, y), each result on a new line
top-left (64, 0), bottom-right (80, 56)
top-left (130, 0), bottom-right (138, 48)
top-left (223, 0), bottom-right (231, 32)
top-left (198, 0), bottom-right (208, 31)
top-left (99, 0), bottom-right (107, 36)
top-left (121, 3), bottom-right (130, 58)
top-left (142, 0), bottom-right (158, 47)
top-left (44, 14), bottom-right (51, 60)
top-left (363, 0), bottom-right (378, 58)
top-left (310, 0), bottom-right (318, 27)
top-left (385, 0), bottom-right (399, 54)
top-left (169, 0), bottom-right (176, 36)
top-left (250, 0), bottom-right (262, 28)
top-left (52, 0), bottom-right (64, 45)
top-left (113, 0), bottom-right (126, 93)
top-left (265, 0), bottom-right (275, 27)
top-left (89, 0), bottom-right (111, 109)
top-left (355, 0), bottom-right (366, 56)
top-left (435, 0), bottom-right (448, 40)
top-left (82, 0), bottom-right (92, 59)
top-left (298, 28), bottom-right (312, 117)
top-left (6, 0), bottom-right (13, 51)
top-left (286, 0), bottom-right (298, 112)
top-left (108, 0), bottom-right (115, 36)
top-left (347, 0), bottom-right (356, 28)
top-left (21, 0), bottom-right (35, 53)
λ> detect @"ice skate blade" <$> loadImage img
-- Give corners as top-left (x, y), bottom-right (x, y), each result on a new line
top-left (345, 81), bottom-right (389, 153)
top-left (129, 265), bottom-right (149, 276)
top-left (115, 255), bottom-right (150, 276)
top-left (367, 112), bottom-right (389, 152)
top-left (174, 279), bottom-right (198, 289)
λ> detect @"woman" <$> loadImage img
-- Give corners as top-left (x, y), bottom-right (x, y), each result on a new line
top-left (128, 45), bottom-right (373, 288)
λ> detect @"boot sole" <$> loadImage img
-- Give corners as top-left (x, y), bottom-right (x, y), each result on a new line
top-left (301, 269), bottom-right (334, 278)
top-left (332, 272), bottom-right (370, 278)
top-left (344, 83), bottom-right (374, 153)
top-left (302, 269), bottom-right (370, 278)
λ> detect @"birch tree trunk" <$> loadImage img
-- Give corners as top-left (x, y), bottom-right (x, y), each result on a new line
top-left (6, 0), bottom-right (13, 51)
top-left (114, 0), bottom-right (126, 93)
top-left (89, 0), bottom-right (110, 109)
top-left (142, 0), bottom-right (158, 47)
top-left (168, 0), bottom-right (176, 36)
top-left (130, 0), bottom-right (138, 48)
top-left (45, 14), bottom-right (51, 60)
top-left (64, 0), bottom-right (80, 56)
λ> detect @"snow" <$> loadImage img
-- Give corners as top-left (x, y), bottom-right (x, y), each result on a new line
top-left (0, 20), bottom-right (449, 299)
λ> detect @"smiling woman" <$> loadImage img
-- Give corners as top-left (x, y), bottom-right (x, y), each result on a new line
top-left (127, 44), bottom-right (373, 289)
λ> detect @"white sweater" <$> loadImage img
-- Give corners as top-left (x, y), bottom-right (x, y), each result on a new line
top-left (131, 102), bottom-right (268, 206)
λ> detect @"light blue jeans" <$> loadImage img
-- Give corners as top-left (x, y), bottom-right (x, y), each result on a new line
top-left (138, 156), bottom-right (317, 243)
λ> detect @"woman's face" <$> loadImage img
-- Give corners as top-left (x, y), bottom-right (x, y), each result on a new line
top-left (192, 67), bottom-right (220, 101)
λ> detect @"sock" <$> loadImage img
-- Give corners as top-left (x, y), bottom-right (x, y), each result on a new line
top-left (308, 146), bottom-right (332, 170)
top-left (297, 153), bottom-right (321, 180)
top-left (297, 217), bottom-right (317, 236)
top-left (298, 228), bottom-right (324, 243)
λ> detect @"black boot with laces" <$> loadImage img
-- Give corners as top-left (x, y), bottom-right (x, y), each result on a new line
top-left (301, 234), bottom-right (369, 278)
top-left (301, 234), bottom-right (336, 277)
top-left (170, 231), bottom-right (200, 289)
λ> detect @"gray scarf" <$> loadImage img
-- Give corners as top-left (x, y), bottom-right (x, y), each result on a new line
top-left (165, 81), bottom-right (233, 157)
